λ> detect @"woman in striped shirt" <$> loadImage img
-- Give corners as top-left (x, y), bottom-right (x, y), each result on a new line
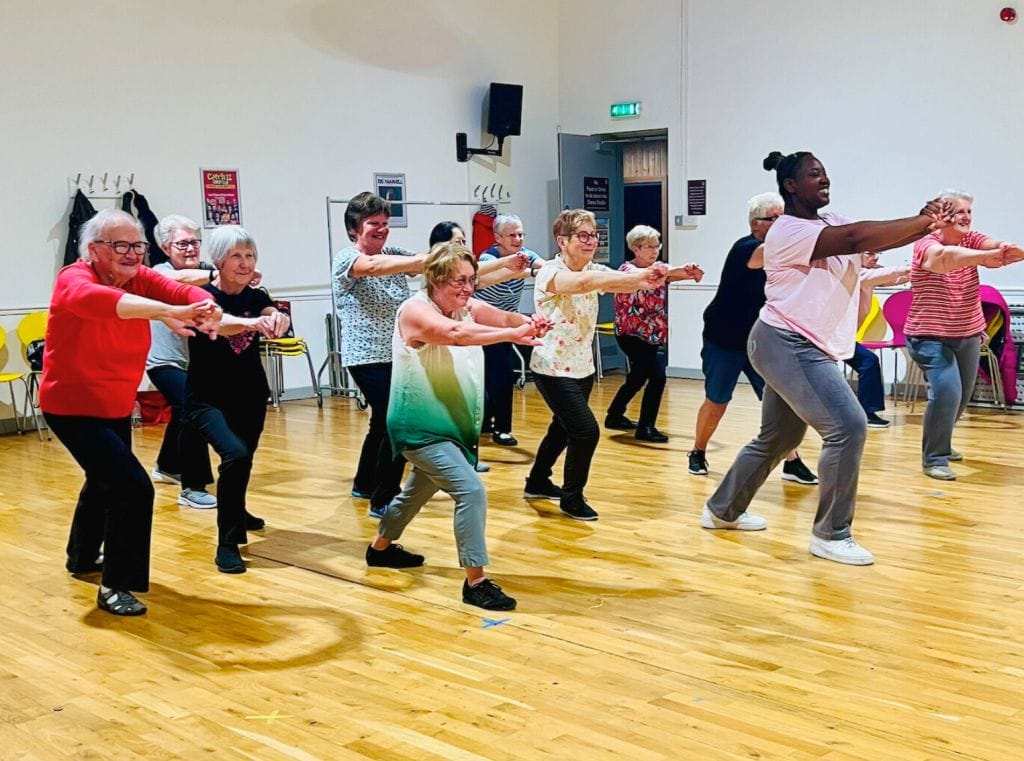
top-left (905, 190), bottom-right (1024, 480)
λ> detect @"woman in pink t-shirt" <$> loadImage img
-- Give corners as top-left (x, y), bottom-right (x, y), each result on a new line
top-left (702, 150), bottom-right (954, 567)
top-left (904, 190), bottom-right (1023, 480)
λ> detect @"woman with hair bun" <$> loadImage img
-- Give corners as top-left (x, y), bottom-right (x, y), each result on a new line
top-left (700, 150), bottom-right (953, 566)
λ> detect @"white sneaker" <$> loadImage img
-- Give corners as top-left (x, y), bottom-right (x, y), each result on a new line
top-left (923, 465), bottom-right (956, 481)
top-left (178, 489), bottom-right (218, 509)
top-left (701, 503), bottom-right (767, 531)
top-left (809, 536), bottom-right (874, 565)
top-left (152, 468), bottom-right (181, 485)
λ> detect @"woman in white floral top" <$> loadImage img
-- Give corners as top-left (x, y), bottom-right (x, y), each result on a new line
top-left (524, 209), bottom-right (667, 521)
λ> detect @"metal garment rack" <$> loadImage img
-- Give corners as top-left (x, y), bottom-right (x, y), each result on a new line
top-left (316, 195), bottom-right (510, 399)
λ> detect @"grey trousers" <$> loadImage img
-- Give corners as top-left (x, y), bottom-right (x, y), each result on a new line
top-left (906, 335), bottom-right (982, 468)
top-left (378, 441), bottom-right (489, 568)
top-left (706, 321), bottom-right (867, 540)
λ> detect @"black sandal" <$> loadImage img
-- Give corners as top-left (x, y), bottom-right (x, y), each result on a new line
top-left (96, 589), bottom-right (147, 616)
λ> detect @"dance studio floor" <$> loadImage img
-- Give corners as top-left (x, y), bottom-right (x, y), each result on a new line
top-left (1, 377), bottom-right (1021, 760)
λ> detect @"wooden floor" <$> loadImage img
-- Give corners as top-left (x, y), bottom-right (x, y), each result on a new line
top-left (1, 377), bottom-right (1022, 760)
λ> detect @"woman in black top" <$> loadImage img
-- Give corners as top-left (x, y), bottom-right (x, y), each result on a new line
top-left (185, 226), bottom-right (290, 574)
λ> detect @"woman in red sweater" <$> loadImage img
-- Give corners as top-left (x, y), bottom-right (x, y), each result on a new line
top-left (41, 209), bottom-right (221, 616)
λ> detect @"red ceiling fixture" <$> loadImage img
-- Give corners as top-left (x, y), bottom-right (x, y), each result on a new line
top-left (1000, 7), bottom-right (1017, 22)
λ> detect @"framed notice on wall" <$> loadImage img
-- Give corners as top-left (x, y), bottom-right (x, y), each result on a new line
top-left (201, 169), bottom-right (241, 228)
top-left (594, 217), bottom-right (610, 263)
top-left (374, 172), bottom-right (407, 228)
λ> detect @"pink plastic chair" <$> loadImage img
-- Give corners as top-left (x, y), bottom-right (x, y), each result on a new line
top-left (880, 290), bottom-right (924, 408)
top-left (860, 289), bottom-right (914, 401)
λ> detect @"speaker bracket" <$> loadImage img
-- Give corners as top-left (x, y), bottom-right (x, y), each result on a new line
top-left (456, 133), bottom-right (506, 163)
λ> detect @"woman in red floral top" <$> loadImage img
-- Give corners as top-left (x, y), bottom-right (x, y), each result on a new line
top-left (605, 225), bottom-right (704, 442)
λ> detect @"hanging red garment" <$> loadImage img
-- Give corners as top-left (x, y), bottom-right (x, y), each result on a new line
top-left (472, 208), bottom-right (497, 257)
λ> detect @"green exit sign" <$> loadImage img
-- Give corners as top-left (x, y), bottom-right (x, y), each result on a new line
top-left (610, 101), bottom-right (641, 119)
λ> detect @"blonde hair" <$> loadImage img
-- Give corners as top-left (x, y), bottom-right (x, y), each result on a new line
top-left (626, 224), bottom-right (660, 248)
top-left (423, 241), bottom-right (478, 293)
top-left (552, 209), bottom-right (596, 239)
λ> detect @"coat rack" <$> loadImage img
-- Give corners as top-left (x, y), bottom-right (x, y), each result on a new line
top-left (68, 172), bottom-right (136, 200)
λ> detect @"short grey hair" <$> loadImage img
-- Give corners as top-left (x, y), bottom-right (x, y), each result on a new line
top-left (78, 209), bottom-right (143, 260)
top-left (493, 213), bottom-right (523, 235)
top-left (938, 188), bottom-right (974, 204)
top-left (154, 214), bottom-right (200, 249)
top-left (747, 192), bottom-right (784, 224)
top-left (207, 225), bottom-right (259, 269)
top-left (625, 225), bottom-right (660, 248)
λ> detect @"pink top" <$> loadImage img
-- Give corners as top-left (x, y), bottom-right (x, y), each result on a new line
top-left (40, 262), bottom-right (209, 418)
top-left (613, 262), bottom-right (667, 345)
top-left (905, 231), bottom-right (987, 338)
top-left (759, 212), bottom-right (860, 360)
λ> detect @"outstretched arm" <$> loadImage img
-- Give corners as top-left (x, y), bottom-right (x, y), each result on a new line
top-left (812, 198), bottom-right (954, 260)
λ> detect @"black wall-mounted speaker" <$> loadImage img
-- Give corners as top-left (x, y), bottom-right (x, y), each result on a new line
top-left (485, 83), bottom-right (523, 138)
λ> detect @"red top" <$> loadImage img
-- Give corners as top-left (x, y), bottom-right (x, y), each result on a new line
top-left (472, 210), bottom-right (496, 257)
top-left (613, 262), bottom-right (668, 345)
top-left (39, 262), bottom-right (209, 418)
top-left (905, 231), bottom-right (987, 338)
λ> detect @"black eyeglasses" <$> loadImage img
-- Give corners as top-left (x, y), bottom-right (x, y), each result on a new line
top-left (755, 215), bottom-right (781, 223)
top-left (170, 239), bottom-right (201, 252)
top-left (98, 240), bottom-right (149, 255)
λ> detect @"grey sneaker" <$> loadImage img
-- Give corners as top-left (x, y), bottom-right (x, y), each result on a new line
top-left (948, 449), bottom-right (963, 462)
top-left (923, 465), bottom-right (956, 481)
top-left (152, 468), bottom-right (181, 485)
top-left (178, 489), bottom-right (218, 509)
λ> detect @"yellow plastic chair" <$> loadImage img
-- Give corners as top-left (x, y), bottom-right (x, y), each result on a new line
top-left (261, 337), bottom-right (323, 409)
top-left (0, 326), bottom-right (36, 435)
top-left (592, 322), bottom-right (617, 381)
top-left (16, 311), bottom-right (49, 440)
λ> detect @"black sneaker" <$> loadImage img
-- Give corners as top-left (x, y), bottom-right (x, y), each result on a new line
top-left (491, 432), bottom-right (518, 446)
top-left (462, 579), bottom-right (517, 611)
top-left (96, 588), bottom-right (147, 616)
top-left (365, 543), bottom-right (425, 568)
top-left (559, 499), bottom-right (599, 521)
top-left (635, 425), bottom-right (669, 443)
top-left (604, 414), bottom-right (637, 431)
top-left (866, 412), bottom-right (891, 428)
top-left (782, 457), bottom-right (818, 485)
top-left (216, 544), bottom-right (246, 574)
top-left (688, 449), bottom-right (709, 476)
top-left (523, 478), bottom-right (563, 501)
top-left (66, 552), bottom-right (104, 574)
top-left (245, 511), bottom-right (265, 531)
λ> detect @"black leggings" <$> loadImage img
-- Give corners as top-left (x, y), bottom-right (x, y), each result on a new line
top-left (527, 373), bottom-right (598, 505)
top-left (348, 362), bottom-right (406, 508)
top-left (605, 335), bottom-right (667, 428)
top-left (44, 412), bottom-right (154, 592)
top-left (185, 399), bottom-right (266, 546)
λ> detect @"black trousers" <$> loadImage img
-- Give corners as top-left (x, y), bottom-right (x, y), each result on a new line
top-left (44, 412), bottom-right (154, 592)
top-left (528, 373), bottom-right (598, 505)
top-left (348, 362), bottom-right (406, 508)
top-left (483, 341), bottom-right (515, 433)
top-left (147, 365), bottom-right (214, 488)
top-left (184, 399), bottom-right (266, 546)
top-left (606, 335), bottom-right (668, 428)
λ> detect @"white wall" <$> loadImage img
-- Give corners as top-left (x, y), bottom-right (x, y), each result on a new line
top-left (558, 0), bottom-right (1024, 373)
top-left (0, 0), bottom-right (560, 419)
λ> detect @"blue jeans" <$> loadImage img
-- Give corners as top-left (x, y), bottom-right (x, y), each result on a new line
top-left (379, 441), bottom-right (489, 568)
top-left (147, 365), bottom-right (214, 488)
top-left (707, 321), bottom-right (867, 540)
top-left (842, 343), bottom-right (885, 414)
top-left (906, 335), bottom-right (982, 467)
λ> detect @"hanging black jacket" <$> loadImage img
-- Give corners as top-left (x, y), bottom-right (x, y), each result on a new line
top-left (122, 190), bottom-right (163, 265)
top-left (63, 190), bottom-right (97, 266)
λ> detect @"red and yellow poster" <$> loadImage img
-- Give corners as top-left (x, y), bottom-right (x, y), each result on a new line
top-left (201, 169), bottom-right (241, 228)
